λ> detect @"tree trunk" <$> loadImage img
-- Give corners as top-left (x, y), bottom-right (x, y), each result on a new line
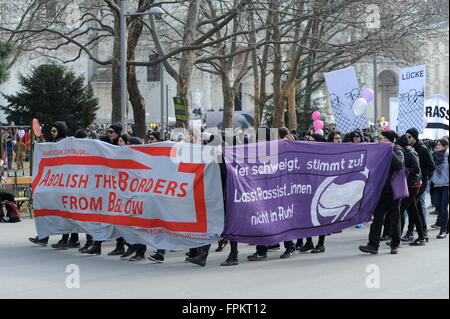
top-left (127, 8), bottom-right (146, 139)
top-left (222, 72), bottom-right (235, 130)
top-left (287, 82), bottom-right (297, 132)
top-left (176, 0), bottom-right (202, 128)
top-left (271, 0), bottom-right (284, 128)
top-left (111, 10), bottom-right (121, 124)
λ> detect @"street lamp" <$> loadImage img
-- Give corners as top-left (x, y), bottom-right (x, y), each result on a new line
top-left (119, 1), bottom-right (165, 132)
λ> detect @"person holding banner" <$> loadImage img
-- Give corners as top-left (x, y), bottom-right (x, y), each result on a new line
top-left (395, 135), bottom-right (427, 247)
top-left (402, 128), bottom-right (436, 243)
top-left (431, 138), bottom-right (449, 239)
top-left (359, 131), bottom-right (404, 255)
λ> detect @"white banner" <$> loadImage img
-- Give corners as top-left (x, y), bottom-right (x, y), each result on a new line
top-left (324, 67), bottom-right (369, 134)
top-left (422, 95), bottom-right (449, 139)
top-left (32, 139), bottom-right (224, 249)
top-left (390, 95), bottom-right (449, 139)
top-left (398, 65), bottom-right (426, 135)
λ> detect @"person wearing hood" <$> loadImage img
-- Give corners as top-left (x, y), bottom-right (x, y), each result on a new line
top-left (359, 130), bottom-right (404, 255)
top-left (431, 138), bottom-right (449, 239)
top-left (395, 135), bottom-right (426, 247)
top-left (402, 128), bottom-right (436, 242)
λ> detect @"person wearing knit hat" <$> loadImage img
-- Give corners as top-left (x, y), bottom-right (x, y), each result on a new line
top-left (107, 123), bottom-right (122, 145)
top-left (405, 128), bottom-right (419, 142)
top-left (380, 130), bottom-right (397, 143)
top-left (359, 130), bottom-right (405, 255)
top-left (401, 127), bottom-right (436, 242)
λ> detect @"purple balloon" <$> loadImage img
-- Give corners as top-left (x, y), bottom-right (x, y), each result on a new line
top-left (361, 88), bottom-right (374, 103)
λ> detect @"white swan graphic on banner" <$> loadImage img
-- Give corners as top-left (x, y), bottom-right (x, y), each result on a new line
top-left (311, 168), bottom-right (369, 226)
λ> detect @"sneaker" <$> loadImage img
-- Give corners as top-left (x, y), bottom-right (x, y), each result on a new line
top-left (431, 224), bottom-right (442, 229)
top-left (311, 245), bottom-right (325, 253)
top-left (220, 258), bottom-right (239, 266)
top-left (437, 232), bottom-right (447, 239)
top-left (295, 242), bottom-right (303, 251)
top-left (247, 253), bottom-right (267, 261)
top-left (409, 239), bottom-right (426, 246)
top-left (391, 247), bottom-right (399, 255)
top-left (400, 234), bottom-right (414, 242)
top-left (120, 246), bottom-right (136, 259)
top-left (148, 253), bottom-right (165, 263)
top-left (29, 236), bottom-right (48, 247)
top-left (298, 242), bottom-right (314, 252)
top-left (51, 240), bottom-right (68, 250)
top-left (68, 241), bottom-right (81, 249)
top-left (79, 244), bottom-right (93, 254)
top-left (280, 250), bottom-right (295, 259)
top-left (108, 246), bottom-right (126, 256)
top-left (386, 242), bottom-right (401, 248)
top-left (359, 245), bottom-right (378, 254)
top-left (129, 254), bottom-right (145, 262)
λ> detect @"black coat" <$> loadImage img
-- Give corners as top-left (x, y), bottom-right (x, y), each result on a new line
top-left (403, 146), bottom-right (421, 187)
top-left (412, 141), bottom-right (435, 182)
top-left (383, 145), bottom-right (405, 195)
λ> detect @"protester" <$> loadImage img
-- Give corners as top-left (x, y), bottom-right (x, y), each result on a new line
top-left (118, 134), bottom-right (129, 146)
top-left (0, 174), bottom-right (17, 223)
top-left (29, 122), bottom-right (80, 248)
top-left (395, 135), bottom-right (427, 247)
top-left (402, 128), bottom-right (435, 242)
top-left (431, 138), bottom-right (449, 239)
top-left (359, 131), bottom-right (404, 255)
top-left (327, 131), bottom-right (342, 143)
top-left (297, 132), bottom-right (328, 254)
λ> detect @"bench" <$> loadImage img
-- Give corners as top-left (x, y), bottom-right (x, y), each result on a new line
top-left (1, 176), bottom-right (33, 219)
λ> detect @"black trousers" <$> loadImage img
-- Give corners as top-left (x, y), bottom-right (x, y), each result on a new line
top-left (407, 182), bottom-right (428, 233)
top-left (368, 192), bottom-right (401, 249)
top-left (400, 187), bottom-right (424, 240)
top-left (62, 233), bottom-right (79, 243)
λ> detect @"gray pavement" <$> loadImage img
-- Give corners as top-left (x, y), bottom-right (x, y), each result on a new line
top-left (0, 216), bottom-right (448, 299)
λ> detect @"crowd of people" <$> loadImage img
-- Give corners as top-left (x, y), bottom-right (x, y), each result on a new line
top-left (11, 119), bottom-right (448, 267)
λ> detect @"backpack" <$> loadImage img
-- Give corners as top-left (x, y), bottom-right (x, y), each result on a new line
top-left (3, 202), bottom-right (21, 223)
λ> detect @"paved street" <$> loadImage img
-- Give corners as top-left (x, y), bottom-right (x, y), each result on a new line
top-left (0, 215), bottom-right (448, 299)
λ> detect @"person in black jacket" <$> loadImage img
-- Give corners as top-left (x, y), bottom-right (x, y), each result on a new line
top-left (359, 131), bottom-right (404, 255)
top-left (395, 135), bottom-right (426, 246)
top-left (402, 128), bottom-right (436, 242)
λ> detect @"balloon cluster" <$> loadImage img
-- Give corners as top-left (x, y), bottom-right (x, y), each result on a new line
top-left (311, 111), bottom-right (324, 134)
top-left (353, 88), bottom-right (374, 116)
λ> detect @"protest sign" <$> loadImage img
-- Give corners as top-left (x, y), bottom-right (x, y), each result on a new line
top-left (174, 97), bottom-right (187, 123)
top-left (390, 94), bottom-right (448, 139)
top-left (32, 139), bottom-right (224, 249)
top-left (324, 67), bottom-right (370, 134)
top-left (222, 140), bottom-right (392, 245)
top-left (397, 65), bottom-right (426, 135)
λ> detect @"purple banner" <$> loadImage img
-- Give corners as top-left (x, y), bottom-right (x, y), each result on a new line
top-left (223, 140), bottom-right (393, 245)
